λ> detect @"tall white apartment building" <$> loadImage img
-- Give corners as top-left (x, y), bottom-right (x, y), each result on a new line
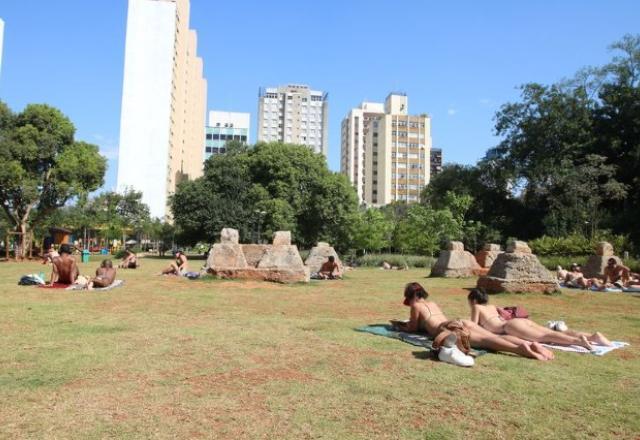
top-left (0, 18), bottom-right (5, 78)
top-left (117, 0), bottom-right (207, 219)
top-left (341, 93), bottom-right (432, 206)
top-left (257, 84), bottom-right (329, 156)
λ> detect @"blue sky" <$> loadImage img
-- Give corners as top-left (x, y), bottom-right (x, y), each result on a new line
top-left (1, 1), bottom-right (639, 192)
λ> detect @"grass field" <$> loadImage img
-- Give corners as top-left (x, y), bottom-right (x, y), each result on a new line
top-left (1, 257), bottom-right (639, 439)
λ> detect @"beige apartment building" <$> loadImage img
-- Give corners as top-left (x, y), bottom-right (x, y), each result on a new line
top-left (257, 84), bottom-right (329, 156)
top-left (117, 0), bottom-right (207, 219)
top-left (341, 93), bottom-right (432, 206)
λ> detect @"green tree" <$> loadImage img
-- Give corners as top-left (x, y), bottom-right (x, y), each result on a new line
top-left (351, 208), bottom-right (394, 254)
top-left (0, 102), bottom-right (106, 255)
top-left (393, 205), bottom-right (463, 255)
top-left (172, 142), bottom-right (359, 251)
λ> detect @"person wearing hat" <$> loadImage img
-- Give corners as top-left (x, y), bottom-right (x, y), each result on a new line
top-left (159, 250), bottom-right (189, 276)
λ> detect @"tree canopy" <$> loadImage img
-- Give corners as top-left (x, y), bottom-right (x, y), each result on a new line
top-left (0, 101), bottom-right (106, 253)
top-left (171, 142), bottom-right (360, 251)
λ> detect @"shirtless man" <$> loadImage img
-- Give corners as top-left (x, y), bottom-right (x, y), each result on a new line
top-left (396, 282), bottom-right (552, 360)
top-left (50, 244), bottom-right (79, 285)
top-left (318, 256), bottom-right (342, 279)
top-left (119, 249), bottom-right (138, 269)
top-left (160, 250), bottom-right (188, 276)
top-left (87, 259), bottom-right (117, 290)
top-left (602, 258), bottom-right (630, 288)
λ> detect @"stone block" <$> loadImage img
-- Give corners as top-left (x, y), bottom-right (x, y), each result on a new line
top-left (448, 241), bottom-right (465, 251)
top-left (206, 243), bottom-right (247, 270)
top-left (506, 240), bottom-right (532, 254)
top-left (431, 249), bottom-right (482, 278)
top-left (220, 228), bottom-right (239, 244)
top-left (483, 243), bottom-right (501, 251)
top-left (476, 252), bottom-right (559, 294)
top-left (272, 231), bottom-right (291, 246)
top-left (596, 241), bottom-right (614, 257)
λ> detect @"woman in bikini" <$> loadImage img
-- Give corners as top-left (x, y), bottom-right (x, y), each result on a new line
top-left (396, 282), bottom-right (554, 360)
top-left (467, 288), bottom-right (611, 348)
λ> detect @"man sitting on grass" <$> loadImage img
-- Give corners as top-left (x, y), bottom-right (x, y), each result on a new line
top-left (50, 244), bottom-right (79, 285)
top-left (160, 250), bottom-right (189, 276)
top-left (119, 249), bottom-right (138, 269)
top-left (315, 256), bottom-right (342, 280)
top-left (87, 259), bottom-right (117, 290)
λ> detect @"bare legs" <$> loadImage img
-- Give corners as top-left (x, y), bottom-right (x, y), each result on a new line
top-left (460, 320), bottom-right (548, 360)
top-left (564, 329), bottom-right (612, 346)
top-left (160, 262), bottom-right (180, 275)
top-left (505, 319), bottom-right (592, 350)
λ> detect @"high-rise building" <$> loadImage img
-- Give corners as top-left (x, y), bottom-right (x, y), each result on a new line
top-left (117, 0), bottom-right (207, 219)
top-left (205, 111), bottom-right (250, 159)
top-left (257, 84), bottom-right (328, 156)
top-left (430, 148), bottom-right (443, 177)
top-left (340, 102), bottom-right (385, 202)
top-left (341, 93), bottom-right (432, 206)
top-left (0, 18), bottom-right (5, 78)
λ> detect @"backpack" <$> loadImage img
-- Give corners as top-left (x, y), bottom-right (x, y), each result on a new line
top-left (18, 274), bottom-right (45, 286)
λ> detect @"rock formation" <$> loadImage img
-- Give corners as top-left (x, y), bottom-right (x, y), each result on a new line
top-left (583, 241), bottom-right (623, 279)
top-left (304, 242), bottom-right (342, 273)
top-left (206, 229), bottom-right (309, 283)
top-left (476, 240), bottom-right (559, 294)
top-left (430, 241), bottom-right (483, 277)
top-left (475, 243), bottom-right (503, 268)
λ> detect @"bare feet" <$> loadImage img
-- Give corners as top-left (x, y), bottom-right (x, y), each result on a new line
top-left (589, 332), bottom-right (612, 346)
top-left (531, 342), bottom-right (555, 360)
top-left (578, 335), bottom-right (593, 351)
top-left (520, 343), bottom-right (548, 361)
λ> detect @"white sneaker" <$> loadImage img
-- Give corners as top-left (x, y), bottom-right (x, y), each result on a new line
top-left (546, 321), bottom-right (557, 330)
top-left (555, 321), bottom-right (568, 332)
top-left (438, 346), bottom-right (475, 367)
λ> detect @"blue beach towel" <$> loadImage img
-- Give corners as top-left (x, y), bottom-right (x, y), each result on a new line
top-left (356, 324), bottom-right (487, 357)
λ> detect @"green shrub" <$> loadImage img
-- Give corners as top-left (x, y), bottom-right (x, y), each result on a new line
top-left (355, 253), bottom-right (435, 268)
top-left (530, 233), bottom-right (631, 256)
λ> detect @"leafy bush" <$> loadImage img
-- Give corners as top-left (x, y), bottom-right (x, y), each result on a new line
top-left (355, 253), bottom-right (435, 268)
top-left (529, 233), bottom-right (631, 256)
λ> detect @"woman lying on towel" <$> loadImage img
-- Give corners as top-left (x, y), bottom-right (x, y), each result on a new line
top-left (395, 282), bottom-right (553, 361)
top-left (467, 288), bottom-right (611, 348)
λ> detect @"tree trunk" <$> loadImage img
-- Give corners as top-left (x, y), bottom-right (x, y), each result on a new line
top-left (17, 222), bottom-right (27, 260)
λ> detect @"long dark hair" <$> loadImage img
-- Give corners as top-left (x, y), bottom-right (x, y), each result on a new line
top-left (404, 282), bottom-right (428, 300)
top-left (467, 288), bottom-right (489, 304)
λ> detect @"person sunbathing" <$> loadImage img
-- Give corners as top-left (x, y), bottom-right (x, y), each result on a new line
top-left (395, 282), bottom-right (552, 361)
top-left (603, 258), bottom-right (630, 287)
top-left (467, 288), bottom-right (609, 348)
top-left (317, 256), bottom-right (342, 279)
top-left (87, 259), bottom-right (117, 290)
top-left (160, 250), bottom-right (188, 276)
top-left (42, 246), bottom-right (60, 265)
top-left (50, 244), bottom-right (79, 285)
top-left (119, 249), bottom-right (138, 269)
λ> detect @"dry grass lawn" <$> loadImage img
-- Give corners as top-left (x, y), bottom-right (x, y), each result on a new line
top-left (0, 257), bottom-right (639, 439)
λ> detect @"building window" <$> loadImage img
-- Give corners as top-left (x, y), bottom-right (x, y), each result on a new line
top-left (205, 147), bottom-right (212, 153)
top-left (206, 133), bottom-right (213, 140)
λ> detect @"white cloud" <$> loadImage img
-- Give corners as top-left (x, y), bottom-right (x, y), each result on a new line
top-left (479, 98), bottom-right (491, 105)
top-left (447, 108), bottom-right (457, 116)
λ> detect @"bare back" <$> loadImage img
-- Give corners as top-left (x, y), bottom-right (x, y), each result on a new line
top-left (471, 304), bottom-right (506, 334)
top-left (52, 255), bottom-right (78, 284)
top-left (95, 267), bottom-right (116, 285)
top-left (410, 300), bottom-right (448, 335)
